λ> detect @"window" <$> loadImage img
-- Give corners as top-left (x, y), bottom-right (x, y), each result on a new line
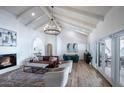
top-left (97, 38), bottom-right (112, 78)
top-left (120, 36), bottom-right (124, 86)
top-left (95, 30), bottom-right (124, 86)
top-left (104, 38), bottom-right (112, 78)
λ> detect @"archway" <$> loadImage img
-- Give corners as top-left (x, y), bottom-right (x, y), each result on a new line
top-left (47, 43), bottom-right (53, 56)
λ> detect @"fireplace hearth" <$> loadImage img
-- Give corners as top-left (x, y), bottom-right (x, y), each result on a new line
top-left (0, 54), bottom-right (16, 70)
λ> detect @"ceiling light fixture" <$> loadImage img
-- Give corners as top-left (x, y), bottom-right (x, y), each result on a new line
top-left (31, 12), bottom-right (35, 16)
top-left (43, 6), bottom-right (61, 35)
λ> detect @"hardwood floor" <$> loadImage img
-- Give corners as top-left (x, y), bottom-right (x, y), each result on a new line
top-left (67, 61), bottom-right (111, 87)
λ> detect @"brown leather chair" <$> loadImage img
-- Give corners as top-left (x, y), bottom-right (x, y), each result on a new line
top-left (43, 56), bottom-right (59, 68)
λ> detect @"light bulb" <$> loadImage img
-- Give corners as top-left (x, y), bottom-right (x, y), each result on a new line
top-left (31, 12), bottom-right (35, 16)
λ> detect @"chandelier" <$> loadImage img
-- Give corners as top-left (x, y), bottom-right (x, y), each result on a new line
top-left (44, 6), bottom-right (61, 35)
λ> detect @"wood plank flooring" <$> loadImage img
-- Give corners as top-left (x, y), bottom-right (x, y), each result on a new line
top-left (67, 61), bottom-right (111, 87)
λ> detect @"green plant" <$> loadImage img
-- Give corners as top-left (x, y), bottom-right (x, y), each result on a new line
top-left (84, 51), bottom-right (92, 64)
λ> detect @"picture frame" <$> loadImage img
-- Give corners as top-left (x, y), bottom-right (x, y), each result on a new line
top-left (0, 28), bottom-right (17, 47)
top-left (67, 43), bottom-right (78, 52)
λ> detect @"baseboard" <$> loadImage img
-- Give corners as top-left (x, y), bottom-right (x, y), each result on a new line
top-left (0, 65), bottom-right (20, 74)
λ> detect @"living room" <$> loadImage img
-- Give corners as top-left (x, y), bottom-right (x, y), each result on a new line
top-left (0, 6), bottom-right (89, 86)
top-left (0, 2), bottom-right (124, 90)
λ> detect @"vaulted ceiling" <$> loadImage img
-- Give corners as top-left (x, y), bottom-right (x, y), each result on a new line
top-left (0, 6), bottom-right (112, 36)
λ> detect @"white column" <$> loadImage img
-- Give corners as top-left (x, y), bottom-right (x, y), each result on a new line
top-left (111, 35), bottom-right (120, 86)
top-left (96, 42), bottom-right (99, 67)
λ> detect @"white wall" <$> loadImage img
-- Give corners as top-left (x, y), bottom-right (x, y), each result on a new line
top-left (0, 8), bottom-right (88, 74)
top-left (0, 9), bottom-right (45, 74)
top-left (40, 29), bottom-right (88, 59)
top-left (57, 29), bottom-right (88, 60)
top-left (89, 6), bottom-right (124, 66)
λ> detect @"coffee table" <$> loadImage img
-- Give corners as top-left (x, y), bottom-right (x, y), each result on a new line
top-left (22, 62), bottom-right (49, 73)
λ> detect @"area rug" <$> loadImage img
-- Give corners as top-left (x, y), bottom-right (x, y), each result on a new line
top-left (0, 69), bottom-right (45, 87)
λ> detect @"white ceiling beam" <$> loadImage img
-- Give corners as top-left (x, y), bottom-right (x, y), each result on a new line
top-left (55, 12), bottom-right (96, 28)
top-left (57, 6), bottom-right (104, 21)
top-left (60, 21), bottom-right (90, 35)
top-left (58, 17), bottom-right (92, 33)
top-left (55, 14), bottom-right (92, 32)
top-left (62, 25), bottom-right (89, 36)
top-left (39, 6), bottom-right (61, 28)
top-left (25, 14), bottom-right (46, 26)
top-left (16, 6), bottom-right (34, 19)
top-left (39, 6), bottom-right (51, 18)
top-left (64, 28), bottom-right (89, 36)
top-left (34, 19), bottom-right (48, 30)
top-left (73, 29), bottom-right (89, 36)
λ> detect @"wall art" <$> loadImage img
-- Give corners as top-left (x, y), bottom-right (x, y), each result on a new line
top-left (0, 28), bottom-right (17, 46)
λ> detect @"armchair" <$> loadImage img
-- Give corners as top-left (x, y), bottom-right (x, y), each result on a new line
top-left (43, 67), bottom-right (69, 87)
top-left (59, 60), bottom-right (73, 74)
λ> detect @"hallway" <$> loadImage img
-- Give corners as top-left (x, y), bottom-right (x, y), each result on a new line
top-left (67, 61), bottom-right (111, 87)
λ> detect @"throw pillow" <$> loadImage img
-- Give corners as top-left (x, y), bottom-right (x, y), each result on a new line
top-left (38, 56), bottom-right (43, 61)
top-left (49, 57), bottom-right (57, 62)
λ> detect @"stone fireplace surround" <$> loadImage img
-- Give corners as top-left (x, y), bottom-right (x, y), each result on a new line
top-left (0, 54), bottom-right (16, 70)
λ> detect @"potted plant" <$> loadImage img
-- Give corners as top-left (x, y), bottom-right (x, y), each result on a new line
top-left (84, 50), bottom-right (92, 64)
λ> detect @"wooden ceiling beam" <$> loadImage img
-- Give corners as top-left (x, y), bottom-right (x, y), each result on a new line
top-left (34, 19), bottom-right (49, 30)
top-left (60, 21), bottom-right (90, 35)
top-left (64, 28), bottom-right (89, 36)
top-left (55, 12), bottom-right (96, 28)
top-left (57, 6), bottom-right (104, 21)
top-left (55, 14), bottom-right (93, 32)
top-left (16, 6), bottom-right (34, 19)
top-left (25, 14), bottom-right (46, 26)
top-left (62, 22), bottom-right (90, 36)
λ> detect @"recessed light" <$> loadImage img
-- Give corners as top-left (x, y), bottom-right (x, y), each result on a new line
top-left (31, 12), bottom-right (35, 16)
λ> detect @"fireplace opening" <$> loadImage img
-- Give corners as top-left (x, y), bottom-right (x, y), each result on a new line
top-left (0, 54), bottom-right (16, 70)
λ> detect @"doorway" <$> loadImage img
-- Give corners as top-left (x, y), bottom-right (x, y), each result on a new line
top-left (47, 43), bottom-right (53, 56)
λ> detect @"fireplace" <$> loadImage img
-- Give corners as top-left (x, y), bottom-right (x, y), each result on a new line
top-left (0, 54), bottom-right (16, 70)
